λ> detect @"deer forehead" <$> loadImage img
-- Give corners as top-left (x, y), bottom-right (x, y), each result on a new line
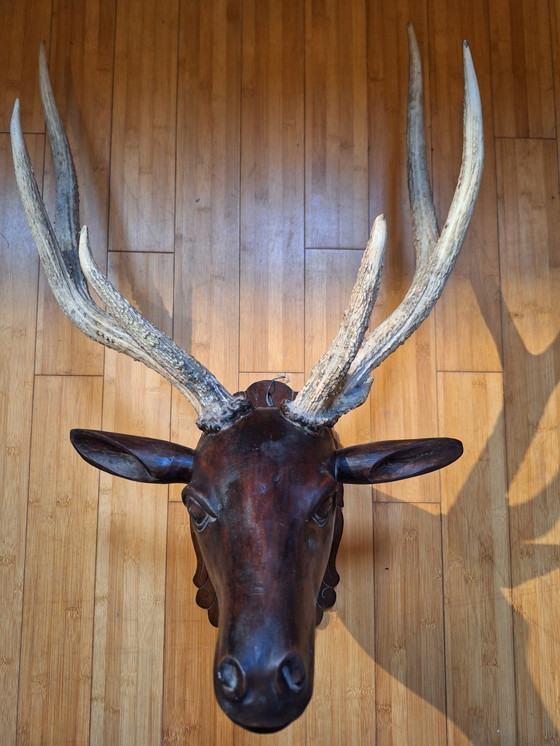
top-left (191, 408), bottom-right (338, 502)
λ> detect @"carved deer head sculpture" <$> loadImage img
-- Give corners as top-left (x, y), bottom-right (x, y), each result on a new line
top-left (10, 26), bottom-right (483, 733)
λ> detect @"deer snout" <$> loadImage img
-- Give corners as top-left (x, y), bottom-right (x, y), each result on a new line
top-left (214, 652), bottom-right (311, 733)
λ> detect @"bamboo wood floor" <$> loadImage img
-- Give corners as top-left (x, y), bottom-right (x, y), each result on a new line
top-left (0, 1), bottom-right (558, 743)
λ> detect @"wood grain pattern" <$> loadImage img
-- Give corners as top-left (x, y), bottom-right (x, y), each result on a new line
top-left (551, 0), bottom-right (560, 184)
top-left (438, 372), bottom-right (516, 745)
top-left (239, 0), bottom-right (304, 372)
top-left (1, 1), bottom-right (559, 743)
top-left (90, 253), bottom-right (172, 745)
top-left (0, 0), bottom-right (51, 132)
top-left (17, 376), bottom-right (102, 745)
top-left (489, 0), bottom-right (555, 138)
top-left (497, 139), bottom-right (559, 357)
top-left (0, 134), bottom-right (41, 745)
top-left (109, 0), bottom-right (178, 254)
top-left (496, 137), bottom-right (560, 743)
top-left (370, 316), bottom-right (440, 503)
top-left (374, 503), bottom-right (446, 745)
top-left (305, 0), bottom-right (369, 249)
top-left (174, 0), bottom-right (241, 399)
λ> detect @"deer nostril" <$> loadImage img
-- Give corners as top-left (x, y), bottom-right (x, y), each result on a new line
top-left (217, 658), bottom-right (246, 702)
top-left (278, 653), bottom-right (306, 694)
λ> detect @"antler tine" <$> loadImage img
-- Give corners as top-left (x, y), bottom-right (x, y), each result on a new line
top-left (37, 42), bottom-right (81, 266)
top-left (76, 226), bottom-right (251, 429)
top-left (282, 215), bottom-right (387, 427)
top-left (11, 46), bottom-right (250, 432)
top-left (10, 100), bottom-right (145, 361)
top-left (405, 24), bottom-right (439, 263)
top-left (285, 26), bottom-right (483, 430)
top-left (345, 33), bottom-right (484, 387)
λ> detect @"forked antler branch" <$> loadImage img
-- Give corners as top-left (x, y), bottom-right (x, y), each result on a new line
top-left (12, 27), bottom-right (482, 434)
top-left (10, 43), bottom-right (250, 432)
top-left (284, 25), bottom-right (484, 429)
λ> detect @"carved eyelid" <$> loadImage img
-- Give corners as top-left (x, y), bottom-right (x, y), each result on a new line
top-left (308, 487), bottom-right (338, 526)
top-left (182, 486), bottom-right (218, 519)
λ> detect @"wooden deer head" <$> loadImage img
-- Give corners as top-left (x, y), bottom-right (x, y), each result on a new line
top-left (10, 25), bottom-right (483, 732)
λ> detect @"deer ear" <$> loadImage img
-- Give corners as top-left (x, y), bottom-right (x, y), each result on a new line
top-left (333, 438), bottom-right (462, 484)
top-left (70, 429), bottom-right (194, 484)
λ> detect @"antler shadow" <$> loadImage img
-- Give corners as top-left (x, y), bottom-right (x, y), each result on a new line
top-left (340, 279), bottom-right (560, 743)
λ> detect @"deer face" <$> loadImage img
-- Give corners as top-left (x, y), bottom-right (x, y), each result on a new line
top-left (186, 404), bottom-right (338, 731)
top-left (70, 381), bottom-right (462, 731)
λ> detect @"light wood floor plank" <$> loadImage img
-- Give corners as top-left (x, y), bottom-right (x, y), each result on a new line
top-left (239, 0), bottom-right (305, 372)
top-left (0, 134), bottom-right (41, 745)
top-left (370, 318), bottom-right (441, 503)
top-left (17, 376), bottom-right (102, 745)
top-left (497, 139), bottom-right (559, 358)
top-left (496, 137), bottom-right (560, 743)
top-left (374, 503), bottom-right (446, 745)
top-left (489, 0), bottom-right (555, 138)
top-left (438, 372), bottom-right (516, 745)
top-left (550, 0), bottom-right (560, 184)
top-left (109, 0), bottom-right (178, 254)
top-left (305, 0), bottom-right (369, 249)
top-left (90, 253), bottom-right (172, 745)
top-left (0, 0), bottom-right (51, 132)
top-left (174, 0), bottom-right (241, 398)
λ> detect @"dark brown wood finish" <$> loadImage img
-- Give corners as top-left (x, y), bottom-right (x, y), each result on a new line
top-left (70, 381), bottom-right (463, 732)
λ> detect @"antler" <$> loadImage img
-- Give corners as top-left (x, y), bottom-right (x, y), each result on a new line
top-left (284, 25), bottom-right (484, 430)
top-left (10, 43), bottom-right (250, 433)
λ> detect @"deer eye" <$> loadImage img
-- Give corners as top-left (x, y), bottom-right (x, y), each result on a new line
top-left (182, 490), bottom-right (216, 532)
top-left (186, 498), bottom-right (214, 531)
top-left (310, 492), bottom-right (337, 527)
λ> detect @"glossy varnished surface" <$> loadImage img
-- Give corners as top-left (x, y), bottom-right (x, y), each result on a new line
top-left (67, 379), bottom-right (462, 731)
